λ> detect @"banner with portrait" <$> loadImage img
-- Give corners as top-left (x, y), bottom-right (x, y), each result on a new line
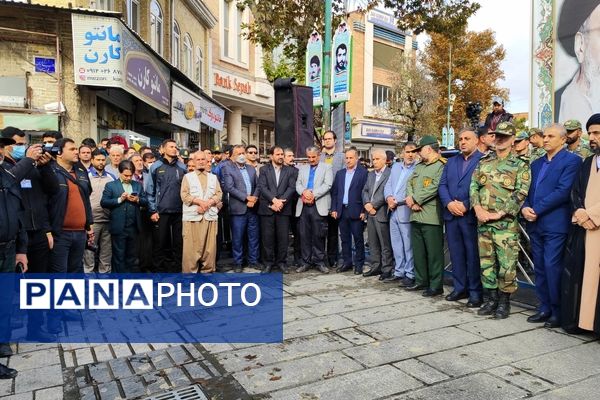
top-left (331, 21), bottom-right (351, 103)
top-left (305, 31), bottom-right (323, 106)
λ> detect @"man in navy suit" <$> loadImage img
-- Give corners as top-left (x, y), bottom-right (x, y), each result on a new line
top-left (257, 146), bottom-right (298, 273)
top-left (522, 123), bottom-right (582, 328)
top-left (439, 128), bottom-right (484, 307)
top-left (222, 145), bottom-right (260, 273)
top-left (101, 160), bottom-right (148, 273)
top-left (331, 148), bottom-right (368, 274)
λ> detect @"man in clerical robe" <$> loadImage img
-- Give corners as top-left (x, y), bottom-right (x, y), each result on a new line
top-left (562, 113), bottom-right (600, 335)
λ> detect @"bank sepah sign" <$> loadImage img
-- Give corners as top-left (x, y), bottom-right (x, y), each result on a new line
top-left (72, 14), bottom-right (170, 114)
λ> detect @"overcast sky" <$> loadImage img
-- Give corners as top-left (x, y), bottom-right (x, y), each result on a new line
top-left (467, 0), bottom-right (532, 113)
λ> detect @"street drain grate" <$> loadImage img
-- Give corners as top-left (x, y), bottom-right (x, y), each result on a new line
top-left (143, 384), bottom-right (208, 400)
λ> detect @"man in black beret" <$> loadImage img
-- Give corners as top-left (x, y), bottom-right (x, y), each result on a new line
top-left (556, 1), bottom-right (600, 124)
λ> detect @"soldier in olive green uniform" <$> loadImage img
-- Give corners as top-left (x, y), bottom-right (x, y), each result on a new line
top-left (513, 131), bottom-right (531, 164)
top-left (564, 119), bottom-right (593, 159)
top-left (528, 128), bottom-right (546, 162)
top-left (405, 135), bottom-right (447, 296)
top-left (470, 122), bottom-right (531, 319)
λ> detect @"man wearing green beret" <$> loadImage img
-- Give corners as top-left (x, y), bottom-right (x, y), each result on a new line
top-left (470, 122), bottom-right (531, 319)
top-left (405, 135), bottom-right (446, 296)
top-left (564, 119), bottom-right (593, 159)
top-left (529, 128), bottom-right (546, 163)
top-left (513, 131), bottom-right (531, 164)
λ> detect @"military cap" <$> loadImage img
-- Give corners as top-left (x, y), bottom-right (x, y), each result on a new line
top-left (490, 122), bottom-right (516, 136)
top-left (515, 131), bottom-right (529, 141)
top-left (563, 119), bottom-right (582, 131)
top-left (528, 127), bottom-right (543, 137)
top-left (415, 135), bottom-right (438, 149)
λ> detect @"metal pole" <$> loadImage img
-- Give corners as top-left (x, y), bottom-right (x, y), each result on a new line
top-left (446, 42), bottom-right (452, 132)
top-left (322, 0), bottom-right (332, 130)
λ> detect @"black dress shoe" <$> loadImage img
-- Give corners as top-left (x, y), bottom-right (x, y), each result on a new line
top-left (399, 277), bottom-right (415, 287)
top-left (527, 311), bottom-right (551, 323)
top-left (354, 266), bottom-right (363, 275)
top-left (422, 288), bottom-right (444, 297)
top-left (336, 265), bottom-right (352, 273)
top-left (316, 264), bottom-right (329, 274)
top-left (248, 263), bottom-right (260, 270)
top-left (296, 264), bottom-right (311, 273)
top-left (378, 272), bottom-right (391, 281)
top-left (261, 265), bottom-right (272, 274)
top-left (234, 265), bottom-right (243, 273)
top-left (0, 344), bottom-right (12, 357)
top-left (362, 268), bottom-right (381, 277)
top-left (0, 364), bottom-right (17, 379)
top-left (466, 298), bottom-right (483, 308)
top-left (544, 316), bottom-right (560, 328)
top-left (383, 276), bottom-right (402, 283)
top-left (445, 291), bottom-right (468, 301)
top-left (405, 283), bottom-right (427, 291)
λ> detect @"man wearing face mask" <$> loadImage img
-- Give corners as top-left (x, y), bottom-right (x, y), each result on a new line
top-left (222, 145), bottom-right (260, 272)
top-left (0, 127), bottom-right (57, 341)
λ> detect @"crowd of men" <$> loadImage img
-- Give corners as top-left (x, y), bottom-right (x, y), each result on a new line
top-left (0, 112), bottom-right (599, 378)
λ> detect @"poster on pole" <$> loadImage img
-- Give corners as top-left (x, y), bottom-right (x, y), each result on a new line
top-left (331, 21), bottom-right (351, 103)
top-left (305, 31), bottom-right (323, 106)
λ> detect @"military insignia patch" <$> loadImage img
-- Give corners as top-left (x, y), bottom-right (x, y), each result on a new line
top-left (503, 177), bottom-right (513, 186)
top-left (423, 178), bottom-right (432, 187)
top-left (522, 171), bottom-right (530, 181)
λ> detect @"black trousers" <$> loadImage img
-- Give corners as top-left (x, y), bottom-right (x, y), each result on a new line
top-left (290, 216), bottom-right (302, 265)
top-left (154, 213), bottom-right (182, 273)
top-left (27, 230), bottom-right (50, 331)
top-left (260, 214), bottom-right (290, 267)
top-left (300, 205), bottom-right (328, 266)
top-left (326, 215), bottom-right (339, 266)
top-left (112, 226), bottom-right (139, 273)
top-left (137, 210), bottom-right (158, 272)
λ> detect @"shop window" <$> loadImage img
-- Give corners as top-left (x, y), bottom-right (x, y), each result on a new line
top-left (183, 34), bottom-right (193, 77)
top-left (150, 0), bottom-right (164, 55)
top-left (126, 0), bottom-right (140, 32)
top-left (195, 46), bottom-right (204, 87)
top-left (172, 21), bottom-right (180, 68)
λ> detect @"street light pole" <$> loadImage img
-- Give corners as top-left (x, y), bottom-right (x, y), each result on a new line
top-left (322, 0), bottom-right (332, 130)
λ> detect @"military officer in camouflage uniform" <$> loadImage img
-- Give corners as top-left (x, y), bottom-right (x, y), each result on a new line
top-left (529, 128), bottom-right (546, 162)
top-left (470, 122), bottom-right (531, 319)
top-left (513, 131), bottom-right (531, 164)
top-left (564, 119), bottom-right (593, 159)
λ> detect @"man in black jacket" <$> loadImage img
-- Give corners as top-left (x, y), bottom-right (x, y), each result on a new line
top-left (257, 146), bottom-right (297, 273)
top-left (0, 127), bottom-right (59, 341)
top-left (147, 139), bottom-right (187, 272)
top-left (484, 98), bottom-right (513, 132)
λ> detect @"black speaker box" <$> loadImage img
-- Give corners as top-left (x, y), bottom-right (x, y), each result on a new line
top-left (274, 78), bottom-right (314, 155)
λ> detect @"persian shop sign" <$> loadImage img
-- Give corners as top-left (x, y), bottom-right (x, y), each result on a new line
top-left (214, 73), bottom-right (252, 95)
top-left (72, 14), bottom-right (171, 114)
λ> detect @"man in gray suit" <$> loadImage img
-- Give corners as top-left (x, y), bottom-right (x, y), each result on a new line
top-left (221, 145), bottom-right (260, 272)
top-left (362, 149), bottom-right (394, 280)
top-left (296, 146), bottom-right (333, 273)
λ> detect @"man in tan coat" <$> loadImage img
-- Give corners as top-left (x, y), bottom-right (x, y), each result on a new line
top-left (180, 151), bottom-right (222, 273)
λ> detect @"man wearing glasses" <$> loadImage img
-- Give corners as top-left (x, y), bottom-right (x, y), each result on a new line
top-left (320, 130), bottom-right (345, 268)
top-left (246, 144), bottom-right (262, 175)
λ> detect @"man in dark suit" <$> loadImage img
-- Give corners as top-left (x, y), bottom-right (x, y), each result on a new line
top-left (522, 123), bottom-right (581, 328)
top-left (331, 148), bottom-right (368, 274)
top-left (222, 145), bottom-right (260, 272)
top-left (439, 128), bottom-right (484, 307)
top-left (101, 160), bottom-right (148, 273)
top-left (257, 146), bottom-right (297, 273)
top-left (362, 149), bottom-right (394, 279)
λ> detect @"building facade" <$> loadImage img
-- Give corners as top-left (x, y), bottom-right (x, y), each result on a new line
top-left (346, 9), bottom-right (417, 158)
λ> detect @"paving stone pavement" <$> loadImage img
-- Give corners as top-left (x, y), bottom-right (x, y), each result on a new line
top-left (1, 270), bottom-right (599, 399)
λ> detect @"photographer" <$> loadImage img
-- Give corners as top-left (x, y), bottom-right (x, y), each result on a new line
top-left (0, 127), bottom-right (59, 342)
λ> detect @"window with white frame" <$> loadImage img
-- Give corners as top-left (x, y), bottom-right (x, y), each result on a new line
top-left (92, 0), bottom-right (112, 11)
top-left (236, 6), bottom-right (243, 62)
top-left (172, 21), bottom-right (180, 68)
top-left (222, 0), bottom-right (230, 58)
top-left (150, 0), bottom-right (163, 55)
top-left (195, 46), bottom-right (204, 87)
top-left (183, 34), bottom-right (193, 77)
top-left (126, 0), bottom-right (140, 32)
top-left (221, 0), bottom-right (248, 64)
top-left (372, 84), bottom-right (390, 108)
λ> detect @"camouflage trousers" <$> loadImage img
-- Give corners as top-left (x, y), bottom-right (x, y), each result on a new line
top-left (478, 225), bottom-right (519, 293)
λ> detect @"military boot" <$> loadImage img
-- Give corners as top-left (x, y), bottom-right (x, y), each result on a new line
top-left (494, 291), bottom-right (511, 319)
top-left (477, 288), bottom-right (498, 316)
